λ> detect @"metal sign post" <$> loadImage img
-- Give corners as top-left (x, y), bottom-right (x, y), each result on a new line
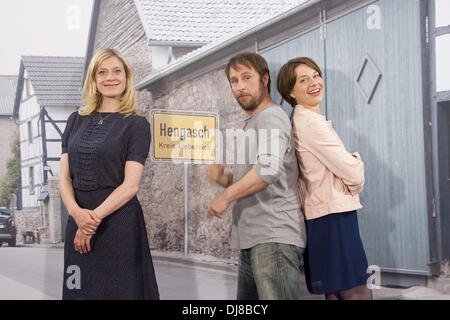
top-left (184, 162), bottom-right (189, 256)
top-left (150, 109), bottom-right (218, 257)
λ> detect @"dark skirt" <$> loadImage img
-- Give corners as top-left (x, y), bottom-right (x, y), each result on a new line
top-left (62, 188), bottom-right (160, 300)
top-left (304, 210), bottom-right (369, 295)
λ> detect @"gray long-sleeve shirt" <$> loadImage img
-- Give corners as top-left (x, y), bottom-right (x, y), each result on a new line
top-left (231, 104), bottom-right (307, 250)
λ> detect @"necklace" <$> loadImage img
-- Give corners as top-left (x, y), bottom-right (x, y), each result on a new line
top-left (97, 112), bottom-right (115, 125)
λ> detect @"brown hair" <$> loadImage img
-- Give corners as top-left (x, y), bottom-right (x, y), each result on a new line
top-left (225, 52), bottom-right (271, 93)
top-left (277, 57), bottom-right (322, 107)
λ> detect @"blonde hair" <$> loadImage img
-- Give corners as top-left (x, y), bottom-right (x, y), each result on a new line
top-left (79, 48), bottom-right (137, 116)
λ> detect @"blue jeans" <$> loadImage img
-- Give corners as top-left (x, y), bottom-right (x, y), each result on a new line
top-left (237, 243), bottom-right (305, 300)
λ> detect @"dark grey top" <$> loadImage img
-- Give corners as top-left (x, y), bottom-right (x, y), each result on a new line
top-left (61, 111), bottom-right (150, 191)
top-left (231, 104), bottom-right (307, 250)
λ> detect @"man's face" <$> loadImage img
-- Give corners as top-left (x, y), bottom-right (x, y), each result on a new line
top-left (228, 64), bottom-right (267, 112)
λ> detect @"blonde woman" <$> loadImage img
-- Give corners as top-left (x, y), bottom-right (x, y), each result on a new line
top-left (60, 48), bottom-right (159, 300)
top-left (277, 57), bottom-right (371, 300)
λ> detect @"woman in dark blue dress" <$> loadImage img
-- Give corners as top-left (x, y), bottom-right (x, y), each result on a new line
top-left (60, 48), bottom-right (159, 300)
top-left (277, 57), bottom-right (372, 300)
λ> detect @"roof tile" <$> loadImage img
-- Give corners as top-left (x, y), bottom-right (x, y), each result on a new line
top-left (134, 0), bottom-right (310, 45)
top-left (21, 56), bottom-right (85, 107)
top-left (0, 76), bottom-right (18, 115)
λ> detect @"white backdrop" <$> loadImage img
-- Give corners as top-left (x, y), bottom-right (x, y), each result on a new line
top-left (435, 0), bottom-right (450, 92)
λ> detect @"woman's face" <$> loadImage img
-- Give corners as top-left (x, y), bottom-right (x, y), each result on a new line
top-left (290, 64), bottom-right (324, 108)
top-left (95, 56), bottom-right (127, 99)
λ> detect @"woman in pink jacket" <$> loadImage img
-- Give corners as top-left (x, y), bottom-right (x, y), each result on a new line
top-left (277, 57), bottom-right (372, 300)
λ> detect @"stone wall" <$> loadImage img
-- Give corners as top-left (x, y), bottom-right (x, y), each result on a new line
top-left (13, 177), bottom-right (63, 245)
top-left (94, 0), bottom-right (145, 55)
top-left (173, 47), bottom-right (197, 60)
top-left (46, 176), bottom-right (62, 244)
top-left (13, 209), bottom-right (41, 244)
top-left (139, 68), bottom-right (244, 260)
top-left (441, 260), bottom-right (450, 278)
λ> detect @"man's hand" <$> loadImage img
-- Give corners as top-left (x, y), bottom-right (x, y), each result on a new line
top-left (206, 164), bottom-right (224, 183)
top-left (207, 169), bottom-right (269, 220)
top-left (206, 164), bottom-right (233, 188)
top-left (208, 192), bottom-right (232, 219)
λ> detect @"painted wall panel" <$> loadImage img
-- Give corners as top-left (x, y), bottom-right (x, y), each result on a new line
top-left (260, 27), bottom-right (325, 116)
top-left (325, 0), bottom-right (429, 273)
top-left (260, 0), bottom-right (430, 275)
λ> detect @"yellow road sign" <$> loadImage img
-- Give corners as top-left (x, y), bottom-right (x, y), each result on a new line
top-left (150, 110), bottom-right (218, 163)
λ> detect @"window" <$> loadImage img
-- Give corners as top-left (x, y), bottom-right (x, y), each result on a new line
top-left (27, 121), bottom-right (32, 144)
top-left (29, 167), bottom-right (34, 195)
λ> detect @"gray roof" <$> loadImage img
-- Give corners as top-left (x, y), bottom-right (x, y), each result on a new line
top-left (0, 76), bottom-right (18, 116)
top-left (134, 0), bottom-right (310, 46)
top-left (136, 0), bottom-right (312, 89)
top-left (21, 56), bottom-right (85, 107)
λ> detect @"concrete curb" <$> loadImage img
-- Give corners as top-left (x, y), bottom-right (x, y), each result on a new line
top-left (151, 250), bottom-right (238, 275)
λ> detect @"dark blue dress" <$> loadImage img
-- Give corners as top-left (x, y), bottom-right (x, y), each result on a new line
top-left (304, 210), bottom-right (369, 295)
top-left (61, 111), bottom-right (159, 300)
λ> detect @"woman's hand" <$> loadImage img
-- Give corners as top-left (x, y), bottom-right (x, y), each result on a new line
top-left (74, 229), bottom-right (92, 254)
top-left (71, 207), bottom-right (101, 235)
top-left (89, 210), bottom-right (102, 225)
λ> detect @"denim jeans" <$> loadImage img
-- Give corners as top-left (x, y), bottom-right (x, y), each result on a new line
top-left (237, 242), bottom-right (305, 300)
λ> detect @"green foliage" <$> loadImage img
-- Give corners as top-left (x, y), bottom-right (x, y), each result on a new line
top-left (0, 134), bottom-right (21, 207)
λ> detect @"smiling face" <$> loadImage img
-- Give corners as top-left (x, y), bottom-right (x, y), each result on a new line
top-left (95, 56), bottom-right (127, 99)
top-left (290, 64), bottom-right (324, 109)
top-left (228, 63), bottom-right (268, 112)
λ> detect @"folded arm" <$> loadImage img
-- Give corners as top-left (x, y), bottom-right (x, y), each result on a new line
top-left (300, 118), bottom-right (365, 195)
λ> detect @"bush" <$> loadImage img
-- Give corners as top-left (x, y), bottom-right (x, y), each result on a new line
top-left (0, 135), bottom-right (21, 207)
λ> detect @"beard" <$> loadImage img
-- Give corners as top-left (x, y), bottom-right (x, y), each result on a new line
top-left (235, 80), bottom-right (266, 112)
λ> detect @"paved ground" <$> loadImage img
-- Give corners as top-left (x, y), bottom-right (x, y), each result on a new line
top-left (0, 245), bottom-right (238, 300)
top-left (1, 244), bottom-right (450, 300)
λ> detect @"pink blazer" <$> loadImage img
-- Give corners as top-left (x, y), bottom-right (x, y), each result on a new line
top-left (292, 105), bottom-right (364, 220)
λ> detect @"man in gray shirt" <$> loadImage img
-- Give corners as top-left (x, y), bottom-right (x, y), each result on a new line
top-left (206, 52), bottom-right (307, 300)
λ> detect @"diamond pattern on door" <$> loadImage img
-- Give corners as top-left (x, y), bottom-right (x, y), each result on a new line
top-left (356, 54), bottom-right (382, 104)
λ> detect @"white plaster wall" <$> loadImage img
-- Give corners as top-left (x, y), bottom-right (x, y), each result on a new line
top-left (18, 90), bottom-right (42, 209)
top-left (151, 46), bottom-right (171, 71)
top-left (45, 106), bottom-right (78, 177)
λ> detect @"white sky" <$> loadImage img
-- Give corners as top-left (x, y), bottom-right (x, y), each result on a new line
top-left (435, 0), bottom-right (450, 28)
top-left (0, 0), bottom-right (448, 90)
top-left (0, 0), bottom-right (93, 75)
top-left (435, 0), bottom-right (450, 92)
